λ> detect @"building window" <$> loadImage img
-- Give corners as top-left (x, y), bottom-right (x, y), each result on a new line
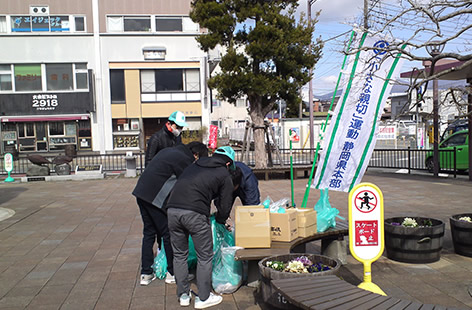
top-left (10, 15), bottom-right (73, 32)
top-left (49, 122), bottom-right (64, 136)
top-left (0, 16), bottom-right (7, 33)
top-left (156, 17), bottom-right (182, 31)
top-left (106, 15), bottom-right (198, 33)
top-left (236, 98), bottom-right (246, 107)
top-left (124, 17), bottom-right (150, 31)
top-left (11, 16), bottom-right (31, 32)
top-left (110, 69), bottom-right (125, 102)
top-left (185, 70), bottom-right (200, 91)
top-left (46, 64), bottom-right (73, 91)
top-left (1, 63), bottom-right (87, 92)
top-left (141, 69), bottom-right (200, 93)
top-left (14, 64), bottom-right (42, 91)
top-left (107, 16), bottom-right (151, 32)
top-left (156, 69), bottom-right (183, 91)
top-left (0, 65), bottom-right (12, 91)
top-left (75, 64), bottom-right (88, 89)
top-left (141, 70), bottom-right (155, 92)
top-left (74, 16), bottom-right (85, 32)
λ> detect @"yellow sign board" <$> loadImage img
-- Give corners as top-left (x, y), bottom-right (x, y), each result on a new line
top-left (349, 182), bottom-right (385, 296)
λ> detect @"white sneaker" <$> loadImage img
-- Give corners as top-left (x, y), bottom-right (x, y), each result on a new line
top-left (165, 272), bottom-right (175, 284)
top-left (140, 274), bottom-right (156, 286)
top-left (194, 292), bottom-right (223, 309)
top-left (179, 292), bottom-right (191, 307)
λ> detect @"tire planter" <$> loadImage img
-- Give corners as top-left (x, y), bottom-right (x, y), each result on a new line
top-left (258, 254), bottom-right (340, 310)
top-left (384, 217), bottom-right (445, 264)
top-left (450, 213), bottom-right (472, 257)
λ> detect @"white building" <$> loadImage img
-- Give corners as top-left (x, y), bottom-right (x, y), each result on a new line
top-left (0, 0), bottom-right (211, 155)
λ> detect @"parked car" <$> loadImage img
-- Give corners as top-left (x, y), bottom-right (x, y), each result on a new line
top-left (426, 130), bottom-right (469, 173)
top-left (441, 119), bottom-right (468, 141)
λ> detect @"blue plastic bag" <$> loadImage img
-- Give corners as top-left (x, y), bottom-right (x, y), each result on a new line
top-left (152, 239), bottom-right (167, 279)
top-left (188, 237), bottom-right (197, 270)
top-left (152, 237), bottom-right (197, 278)
top-left (211, 215), bottom-right (242, 294)
top-left (314, 189), bottom-right (340, 233)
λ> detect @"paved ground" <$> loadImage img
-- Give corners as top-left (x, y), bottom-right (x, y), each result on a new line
top-left (0, 170), bottom-right (471, 309)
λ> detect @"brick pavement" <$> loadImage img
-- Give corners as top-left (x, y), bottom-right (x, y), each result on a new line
top-left (0, 171), bottom-right (471, 309)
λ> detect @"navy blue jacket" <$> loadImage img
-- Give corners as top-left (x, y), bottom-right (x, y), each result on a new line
top-left (234, 162), bottom-right (260, 205)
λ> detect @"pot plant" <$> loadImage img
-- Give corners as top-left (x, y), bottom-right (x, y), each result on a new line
top-left (258, 254), bottom-right (340, 310)
top-left (384, 217), bottom-right (445, 264)
top-left (449, 214), bottom-right (472, 257)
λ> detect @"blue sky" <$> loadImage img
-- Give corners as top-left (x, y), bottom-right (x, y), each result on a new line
top-left (297, 0), bottom-right (472, 97)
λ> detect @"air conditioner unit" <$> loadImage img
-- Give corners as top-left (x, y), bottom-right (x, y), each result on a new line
top-left (30, 6), bottom-right (49, 16)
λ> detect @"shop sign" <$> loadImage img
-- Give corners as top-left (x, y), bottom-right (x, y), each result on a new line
top-left (32, 94), bottom-right (59, 111)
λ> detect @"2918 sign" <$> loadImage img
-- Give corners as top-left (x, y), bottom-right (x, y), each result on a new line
top-left (32, 99), bottom-right (58, 109)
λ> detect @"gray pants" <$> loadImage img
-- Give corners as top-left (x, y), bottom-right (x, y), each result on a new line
top-left (167, 208), bottom-right (213, 301)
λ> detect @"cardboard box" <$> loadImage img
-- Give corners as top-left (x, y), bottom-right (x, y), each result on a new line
top-left (235, 205), bottom-right (271, 248)
top-left (270, 209), bottom-right (298, 242)
top-left (298, 224), bottom-right (317, 237)
top-left (296, 208), bottom-right (317, 228)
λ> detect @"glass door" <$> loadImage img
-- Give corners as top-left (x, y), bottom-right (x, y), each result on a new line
top-left (36, 122), bottom-right (48, 151)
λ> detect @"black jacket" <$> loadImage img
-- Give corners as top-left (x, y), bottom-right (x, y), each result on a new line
top-left (234, 161), bottom-right (260, 205)
top-left (145, 126), bottom-right (182, 166)
top-left (166, 156), bottom-right (234, 224)
top-left (133, 144), bottom-right (194, 210)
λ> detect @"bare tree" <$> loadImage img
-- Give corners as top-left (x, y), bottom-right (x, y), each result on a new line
top-left (362, 0), bottom-right (472, 101)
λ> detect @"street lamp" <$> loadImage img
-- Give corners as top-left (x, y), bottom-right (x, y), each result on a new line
top-left (425, 41), bottom-right (445, 177)
top-left (307, 0), bottom-right (316, 160)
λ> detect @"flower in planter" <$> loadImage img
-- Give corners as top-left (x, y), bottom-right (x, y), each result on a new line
top-left (308, 262), bottom-right (332, 273)
top-left (284, 260), bottom-right (308, 273)
top-left (393, 217), bottom-right (434, 227)
top-left (458, 216), bottom-right (472, 223)
top-left (265, 256), bottom-right (334, 273)
top-left (402, 217), bottom-right (418, 227)
top-left (293, 256), bottom-right (313, 266)
top-left (265, 260), bottom-right (285, 271)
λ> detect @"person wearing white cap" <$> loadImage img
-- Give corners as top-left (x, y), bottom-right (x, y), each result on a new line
top-left (145, 111), bottom-right (188, 167)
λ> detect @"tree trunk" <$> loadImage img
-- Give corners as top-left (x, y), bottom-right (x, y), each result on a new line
top-left (250, 111), bottom-right (267, 169)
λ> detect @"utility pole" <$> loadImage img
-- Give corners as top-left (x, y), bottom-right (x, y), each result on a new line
top-left (364, 0), bottom-right (369, 30)
top-left (307, 0), bottom-right (315, 160)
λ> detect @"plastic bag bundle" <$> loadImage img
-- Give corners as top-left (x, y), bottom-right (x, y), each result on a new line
top-left (188, 237), bottom-right (197, 270)
top-left (262, 196), bottom-right (272, 209)
top-left (269, 197), bottom-right (290, 213)
top-left (314, 189), bottom-right (340, 233)
top-left (152, 237), bottom-right (197, 278)
top-left (152, 239), bottom-right (167, 279)
top-left (211, 216), bottom-right (242, 294)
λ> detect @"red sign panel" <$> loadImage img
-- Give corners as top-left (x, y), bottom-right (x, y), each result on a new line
top-left (208, 125), bottom-right (218, 149)
top-left (354, 220), bottom-right (378, 246)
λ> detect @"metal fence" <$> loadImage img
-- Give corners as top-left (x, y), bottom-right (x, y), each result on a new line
top-left (0, 152), bottom-right (146, 175)
top-left (0, 148), bottom-right (460, 177)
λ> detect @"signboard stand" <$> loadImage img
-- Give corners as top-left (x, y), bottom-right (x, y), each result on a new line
top-left (4, 153), bottom-right (15, 182)
top-left (348, 182), bottom-right (385, 296)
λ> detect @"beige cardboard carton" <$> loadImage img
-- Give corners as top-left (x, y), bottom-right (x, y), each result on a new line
top-left (235, 205), bottom-right (271, 248)
top-left (296, 208), bottom-right (317, 228)
top-left (270, 209), bottom-right (298, 242)
top-left (298, 224), bottom-right (317, 238)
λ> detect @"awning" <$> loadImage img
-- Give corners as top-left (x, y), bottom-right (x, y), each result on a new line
top-left (1, 114), bottom-right (90, 122)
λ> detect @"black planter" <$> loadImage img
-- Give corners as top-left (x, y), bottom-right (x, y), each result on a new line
top-left (258, 254), bottom-right (340, 310)
top-left (384, 217), bottom-right (445, 264)
top-left (450, 214), bottom-right (472, 257)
